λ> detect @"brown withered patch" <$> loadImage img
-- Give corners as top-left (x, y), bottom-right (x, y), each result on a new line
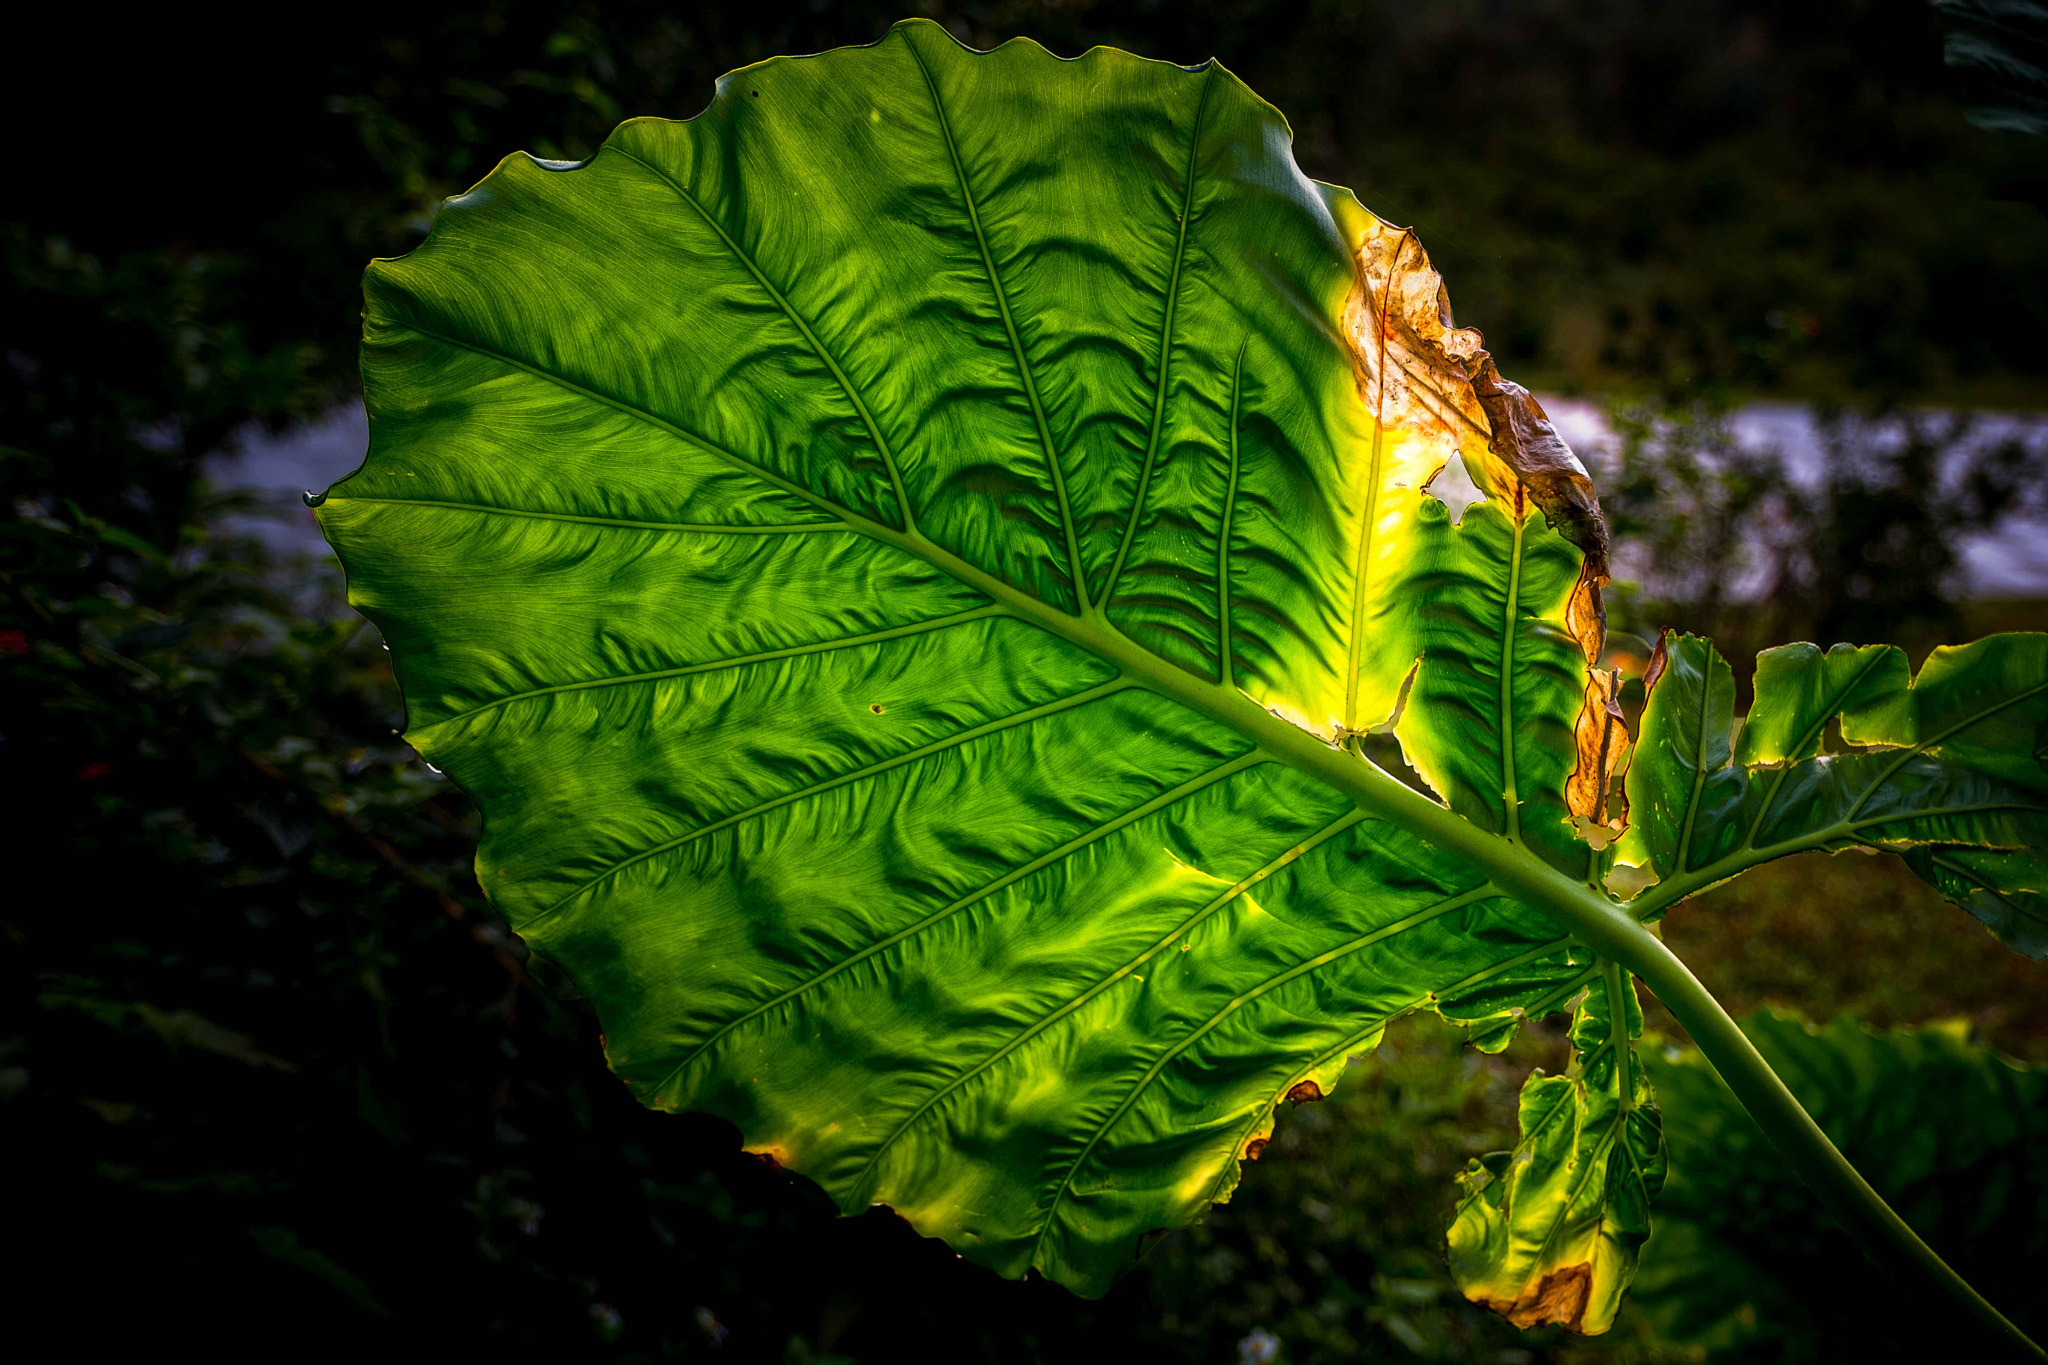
top-left (1343, 222), bottom-right (1490, 477)
top-left (1642, 629), bottom-right (1672, 695)
top-left (1244, 1138), bottom-right (1269, 1161)
top-left (1567, 666), bottom-right (1631, 834)
top-left (1565, 563), bottom-right (1608, 666)
top-left (1468, 363), bottom-right (1611, 671)
top-left (1468, 356), bottom-right (1609, 585)
top-left (1285, 1080), bottom-right (1325, 1106)
top-left (1477, 1261), bottom-right (1596, 1332)
top-left (1340, 221), bottom-right (1612, 658)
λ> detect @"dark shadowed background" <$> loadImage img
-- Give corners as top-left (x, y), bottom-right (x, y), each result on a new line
top-left (5, 3), bottom-right (2045, 1361)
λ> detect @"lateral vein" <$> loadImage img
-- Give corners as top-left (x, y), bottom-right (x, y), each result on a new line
top-left (320, 495), bottom-right (846, 535)
top-left (660, 749), bottom-right (1272, 1100)
top-left (1200, 934), bottom-right (1578, 1208)
top-left (851, 802), bottom-right (1369, 1189)
top-left (904, 35), bottom-right (1092, 613)
top-left (605, 144), bottom-right (919, 535)
top-left (1742, 649), bottom-right (1890, 848)
top-left (1499, 512), bottom-right (1527, 841)
top-left (1342, 229), bottom-right (1407, 732)
top-left (535, 677), bottom-right (1132, 918)
top-left (1672, 655), bottom-right (1717, 873)
top-left (1843, 678), bottom-right (2048, 822)
top-left (1101, 67), bottom-right (1214, 608)
top-left (430, 605), bottom-right (1006, 727)
top-left (1028, 880), bottom-right (1497, 1266)
top-left (385, 322), bottom-right (879, 532)
top-left (1215, 341), bottom-right (1246, 687)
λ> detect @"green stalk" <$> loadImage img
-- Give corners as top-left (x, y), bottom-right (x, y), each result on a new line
top-left (833, 513), bottom-right (2041, 1359)
top-left (1615, 926), bottom-right (2045, 1361)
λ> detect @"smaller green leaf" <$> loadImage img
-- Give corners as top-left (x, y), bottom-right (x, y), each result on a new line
top-left (1614, 634), bottom-right (1744, 878)
top-left (1447, 963), bottom-right (1667, 1334)
top-left (1840, 633), bottom-right (2048, 793)
top-left (1622, 632), bottom-right (2048, 957)
top-left (1734, 641), bottom-right (1908, 766)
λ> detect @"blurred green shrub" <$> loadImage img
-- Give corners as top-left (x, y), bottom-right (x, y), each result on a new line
top-left (1599, 400), bottom-right (2048, 670)
top-left (1629, 1011), bottom-right (2046, 1362)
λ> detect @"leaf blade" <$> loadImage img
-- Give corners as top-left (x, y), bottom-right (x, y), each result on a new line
top-left (319, 19), bottom-right (1626, 1296)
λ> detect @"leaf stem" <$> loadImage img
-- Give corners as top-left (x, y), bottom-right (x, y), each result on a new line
top-left (676, 480), bottom-right (2038, 1358)
top-left (1614, 928), bottom-right (2045, 1361)
top-left (1600, 958), bottom-right (1631, 1118)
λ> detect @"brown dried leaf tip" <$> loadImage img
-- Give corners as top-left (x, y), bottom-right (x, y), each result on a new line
top-left (1567, 666), bottom-right (1632, 840)
top-left (1346, 224), bottom-right (1489, 473)
top-left (1346, 217), bottom-right (1612, 661)
top-left (1469, 356), bottom-right (1610, 587)
top-left (1477, 1262), bottom-right (1596, 1332)
top-left (1642, 630), bottom-right (1672, 695)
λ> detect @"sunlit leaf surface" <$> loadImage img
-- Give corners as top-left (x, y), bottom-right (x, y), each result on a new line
top-left (1621, 634), bottom-right (2048, 958)
top-left (310, 20), bottom-right (2045, 1327)
top-left (318, 18), bottom-right (1626, 1296)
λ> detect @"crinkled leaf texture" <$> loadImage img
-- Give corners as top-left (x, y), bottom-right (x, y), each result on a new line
top-left (1618, 633), bottom-right (2048, 958)
top-left (1449, 965), bottom-right (1667, 1335)
top-left (318, 20), bottom-right (1631, 1299)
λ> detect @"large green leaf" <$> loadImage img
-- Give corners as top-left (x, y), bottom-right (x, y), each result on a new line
top-left (1619, 633), bottom-right (2048, 956)
top-left (316, 19), bottom-right (1639, 1300)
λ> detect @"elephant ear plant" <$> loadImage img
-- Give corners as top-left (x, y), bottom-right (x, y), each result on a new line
top-left (314, 19), bottom-right (2047, 1352)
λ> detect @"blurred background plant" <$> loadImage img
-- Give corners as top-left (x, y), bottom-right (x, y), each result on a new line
top-left (5, 1), bottom-right (2046, 1360)
top-left (1597, 401), bottom-right (2048, 674)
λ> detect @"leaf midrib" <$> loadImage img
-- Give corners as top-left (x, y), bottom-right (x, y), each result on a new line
top-left (363, 315), bottom-right (1638, 956)
top-left (1100, 64), bottom-right (1214, 609)
top-left (1635, 700), bottom-right (2048, 922)
top-left (904, 36), bottom-right (1091, 612)
top-left (367, 312), bottom-right (1658, 1279)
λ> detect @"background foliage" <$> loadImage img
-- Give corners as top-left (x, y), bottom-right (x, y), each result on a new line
top-left (4, 2), bottom-right (2045, 1359)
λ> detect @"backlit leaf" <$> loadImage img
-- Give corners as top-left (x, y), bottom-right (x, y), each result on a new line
top-left (1449, 964), bottom-right (1666, 1334)
top-left (1620, 633), bottom-right (2048, 956)
top-left (315, 18), bottom-right (1644, 1313)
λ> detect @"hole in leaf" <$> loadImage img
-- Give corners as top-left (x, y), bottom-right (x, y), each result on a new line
top-left (1423, 452), bottom-right (1486, 524)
